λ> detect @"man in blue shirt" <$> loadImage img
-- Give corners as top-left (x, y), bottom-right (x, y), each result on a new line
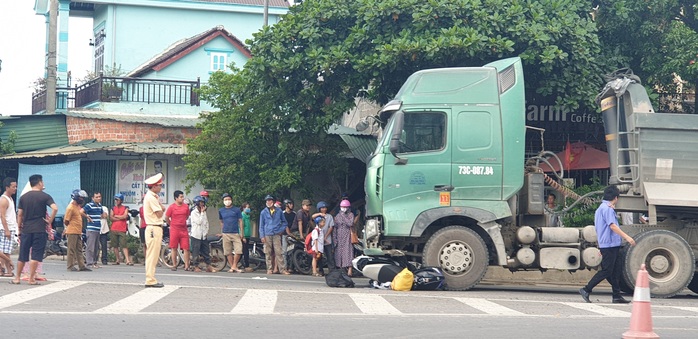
top-left (579, 185), bottom-right (636, 304)
top-left (82, 192), bottom-right (107, 269)
top-left (219, 193), bottom-right (244, 273)
top-left (259, 195), bottom-right (289, 275)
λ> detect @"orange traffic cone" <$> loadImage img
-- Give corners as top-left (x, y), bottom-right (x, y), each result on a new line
top-left (622, 264), bottom-right (659, 339)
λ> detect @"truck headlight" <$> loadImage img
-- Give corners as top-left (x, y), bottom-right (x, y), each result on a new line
top-left (365, 219), bottom-right (380, 240)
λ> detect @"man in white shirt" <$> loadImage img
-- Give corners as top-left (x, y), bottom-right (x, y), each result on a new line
top-left (0, 177), bottom-right (18, 276)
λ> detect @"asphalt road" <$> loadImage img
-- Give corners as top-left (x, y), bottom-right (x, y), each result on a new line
top-left (2, 257), bottom-right (698, 338)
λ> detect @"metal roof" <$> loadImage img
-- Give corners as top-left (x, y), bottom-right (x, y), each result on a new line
top-left (0, 114), bottom-right (69, 152)
top-left (63, 111), bottom-right (201, 128)
top-left (327, 123), bottom-right (374, 136)
top-left (326, 124), bottom-right (377, 163)
top-left (0, 140), bottom-right (187, 160)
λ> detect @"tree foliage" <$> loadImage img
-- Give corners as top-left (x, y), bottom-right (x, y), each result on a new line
top-left (0, 122), bottom-right (17, 155)
top-left (186, 0), bottom-right (607, 203)
top-left (595, 0), bottom-right (698, 89)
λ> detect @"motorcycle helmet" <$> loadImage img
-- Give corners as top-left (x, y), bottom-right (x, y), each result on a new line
top-left (283, 199), bottom-right (294, 207)
top-left (71, 189), bottom-right (88, 204)
top-left (193, 195), bottom-right (204, 205)
top-left (114, 193), bottom-right (124, 202)
top-left (314, 216), bottom-right (325, 225)
top-left (340, 199), bottom-right (351, 207)
top-left (199, 190), bottom-right (209, 202)
top-left (316, 201), bottom-right (328, 210)
top-left (264, 194), bottom-right (274, 201)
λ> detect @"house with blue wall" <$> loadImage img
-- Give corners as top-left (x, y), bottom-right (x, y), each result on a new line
top-left (32, 0), bottom-right (289, 115)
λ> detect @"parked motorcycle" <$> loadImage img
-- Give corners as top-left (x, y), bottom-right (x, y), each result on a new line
top-left (207, 236), bottom-right (227, 272)
top-left (43, 216), bottom-right (66, 259)
top-left (245, 237), bottom-right (266, 271)
top-left (287, 235), bottom-right (313, 275)
top-left (159, 223), bottom-right (185, 269)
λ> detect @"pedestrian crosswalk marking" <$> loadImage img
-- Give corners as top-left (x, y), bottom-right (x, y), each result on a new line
top-left (349, 294), bottom-right (402, 315)
top-left (1, 280), bottom-right (696, 318)
top-left (560, 302), bottom-right (631, 317)
top-left (455, 297), bottom-right (525, 316)
top-left (231, 289), bottom-right (277, 314)
top-left (673, 306), bottom-right (698, 313)
top-left (95, 285), bottom-right (179, 314)
top-left (0, 280), bottom-right (87, 310)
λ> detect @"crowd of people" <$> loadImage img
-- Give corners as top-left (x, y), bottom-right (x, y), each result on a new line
top-left (1, 173), bottom-right (361, 288)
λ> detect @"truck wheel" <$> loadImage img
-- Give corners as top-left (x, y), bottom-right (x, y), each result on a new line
top-left (617, 247), bottom-right (634, 294)
top-left (624, 230), bottom-right (695, 298)
top-left (423, 226), bottom-right (488, 291)
top-left (687, 274), bottom-right (698, 294)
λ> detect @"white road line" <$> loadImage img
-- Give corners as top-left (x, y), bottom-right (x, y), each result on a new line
top-left (0, 280), bottom-right (87, 310)
top-left (95, 285), bottom-right (179, 314)
top-left (231, 289), bottom-right (277, 314)
top-left (560, 302), bottom-right (631, 317)
top-left (348, 294), bottom-right (402, 315)
top-left (454, 297), bottom-right (525, 316)
top-left (673, 306), bottom-right (698, 313)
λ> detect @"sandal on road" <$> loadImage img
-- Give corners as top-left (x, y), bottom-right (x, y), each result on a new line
top-left (126, 262), bottom-right (134, 266)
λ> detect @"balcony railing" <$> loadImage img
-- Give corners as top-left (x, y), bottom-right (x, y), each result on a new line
top-left (31, 87), bottom-right (75, 114)
top-left (32, 76), bottom-right (200, 114)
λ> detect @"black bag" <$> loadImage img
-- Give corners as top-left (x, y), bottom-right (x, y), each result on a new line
top-left (325, 269), bottom-right (355, 288)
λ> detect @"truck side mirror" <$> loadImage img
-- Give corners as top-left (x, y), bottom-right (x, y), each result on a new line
top-left (388, 111), bottom-right (408, 165)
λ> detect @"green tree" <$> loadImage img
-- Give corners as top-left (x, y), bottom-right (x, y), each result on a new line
top-left (0, 122), bottom-right (17, 155)
top-left (186, 0), bottom-right (605, 202)
top-left (595, 0), bottom-right (698, 92)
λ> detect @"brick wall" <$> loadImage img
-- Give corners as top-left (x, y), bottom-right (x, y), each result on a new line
top-left (66, 116), bottom-right (199, 144)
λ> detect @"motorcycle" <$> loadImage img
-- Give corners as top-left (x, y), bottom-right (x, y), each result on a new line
top-left (245, 237), bottom-right (266, 271)
top-left (206, 236), bottom-right (227, 272)
top-left (43, 216), bottom-right (67, 259)
top-left (287, 235), bottom-right (313, 275)
top-left (159, 223), bottom-right (186, 269)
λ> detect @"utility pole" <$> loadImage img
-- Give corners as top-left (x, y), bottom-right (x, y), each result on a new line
top-left (46, 0), bottom-right (58, 114)
top-left (263, 0), bottom-right (269, 27)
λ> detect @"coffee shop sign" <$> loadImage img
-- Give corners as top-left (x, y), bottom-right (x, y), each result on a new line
top-left (527, 104), bottom-right (601, 124)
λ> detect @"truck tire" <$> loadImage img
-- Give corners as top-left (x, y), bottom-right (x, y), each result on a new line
top-left (617, 247), bottom-right (634, 294)
top-left (687, 274), bottom-right (698, 294)
top-left (423, 226), bottom-right (488, 291)
top-left (624, 230), bottom-right (695, 298)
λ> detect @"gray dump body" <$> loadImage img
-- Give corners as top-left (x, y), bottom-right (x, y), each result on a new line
top-left (599, 79), bottom-right (698, 223)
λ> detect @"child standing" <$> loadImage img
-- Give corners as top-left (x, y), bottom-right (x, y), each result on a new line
top-left (311, 216), bottom-right (325, 277)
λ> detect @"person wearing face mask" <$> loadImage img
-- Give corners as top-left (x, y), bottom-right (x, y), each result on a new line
top-left (333, 199), bottom-right (355, 276)
top-left (259, 194), bottom-right (289, 275)
top-left (219, 193), bottom-right (244, 273)
top-left (240, 202), bottom-right (254, 272)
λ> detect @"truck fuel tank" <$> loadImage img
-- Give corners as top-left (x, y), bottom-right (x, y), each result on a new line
top-left (540, 227), bottom-right (580, 243)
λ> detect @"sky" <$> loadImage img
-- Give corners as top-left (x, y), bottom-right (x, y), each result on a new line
top-left (0, 2), bottom-right (92, 116)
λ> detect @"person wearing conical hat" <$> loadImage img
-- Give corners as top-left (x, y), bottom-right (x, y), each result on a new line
top-left (142, 173), bottom-right (165, 288)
